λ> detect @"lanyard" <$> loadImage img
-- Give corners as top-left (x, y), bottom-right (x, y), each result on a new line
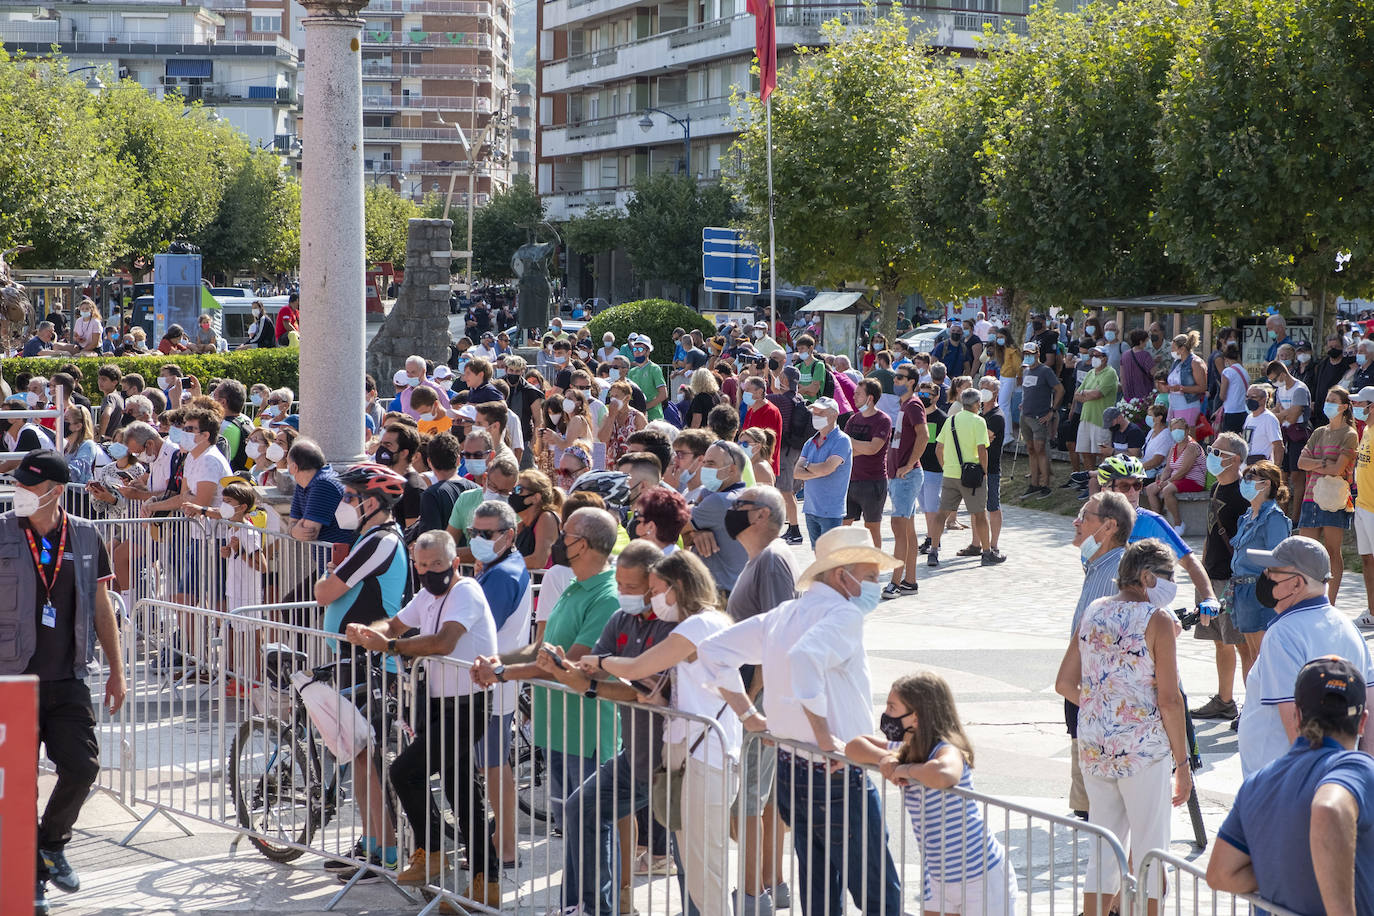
top-left (24, 512), bottom-right (68, 604)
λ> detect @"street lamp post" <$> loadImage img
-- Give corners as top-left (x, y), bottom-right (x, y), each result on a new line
top-left (437, 105), bottom-right (507, 295)
top-left (638, 107), bottom-right (692, 176)
top-left (66, 65), bottom-right (105, 92)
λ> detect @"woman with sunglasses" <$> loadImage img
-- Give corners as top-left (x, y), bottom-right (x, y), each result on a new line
top-left (1230, 460), bottom-right (1293, 659)
top-left (555, 442), bottom-right (593, 492)
top-left (1296, 386), bottom-right (1357, 601)
top-left (509, 468), bottom-right (563, 570)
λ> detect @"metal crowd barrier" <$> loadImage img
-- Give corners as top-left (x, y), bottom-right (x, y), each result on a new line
top-left (1134, 849), bottom-right (1303, 916)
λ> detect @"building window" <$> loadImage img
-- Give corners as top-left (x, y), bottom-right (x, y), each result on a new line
top-left (252, 14), bottom-right (282, 33)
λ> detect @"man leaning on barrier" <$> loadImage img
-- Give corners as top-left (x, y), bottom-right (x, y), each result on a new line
top-left (1208, 656), bottom-right (1374, 916)
top-left (0, 450), bottom-right (126, 915)
top-left (698, 525), bottom-right (904, 916)
top-left (344, 529), bottom-right (502, 907)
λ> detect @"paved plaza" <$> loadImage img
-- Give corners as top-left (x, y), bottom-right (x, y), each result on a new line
top-left (46, 501), bottom-right (1374, 914)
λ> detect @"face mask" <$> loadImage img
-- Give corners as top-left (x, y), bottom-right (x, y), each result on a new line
top-left (1079, 534), bottom-right (1100, 567)
top-left (1091, 357), bottom-right (1104, 369)
top-left (546, 407), bottom-right (562, 420)
top-left (1268, 330), bottom-right (1278, 341)
top-left (1359, 354), bottom-right (1369, 368)
top-left (1145, 575), bottom-right (1178, 609)
top-left (650, 590), bottom-right (680, 622)
top-left (1245, 397), bottom-right (1261, 412)
top-left (1022, 356), bottom-right (1035, 368)
top-left (106, 442), bottom-right (129, 460)
top-left (849, 577), bottom-right (882, 615)
top-left (879, 712), bottom-right (910, 743)
top-left (420, 567), bottom-right (455, 596)
top-left (603, 338), bottom-right (614, 347)
top-left (335, 501), bottom-right (361, 530)
top-left (1280, 359), bottom-right (1292, 369)
top-left (798, 350), bottom-right (813, 361)
top-left (562, 397), bottom-right (576, 413)
top-left (1239, 479), bottom-right (1260, 501)
top-left (1255, 571), bottom-right (1287, 609)
top-left (724, 506), bottom-right (752, 540)
top-left (1085, 326), bottom-right (1096, 337)
top-left (633, 352), bottom-right (647, 364)
top-left (698, 466), bottom-right (723, 492)
top-left (250, 394), bottom-right (263, 407)
top-left (742, 391), bottom-right (756, 408)
top-left (1330, 347), bottom-right (1345, 359)
top-left (266, 443), bottom-right (285, 462)
top-left (405, 376), bottom-right (420, 387)
top-left (609, 368), bottom-right (622, 381)
top-left (508, 491), bottom-right (533, 514)
top-left (11, 486), bottom-right (43, 517)
top-left (24, 392), bottom-right (38, 408)
top-left (811, 414), bottom-right (829, 431)
top-left (1206, 452), bottom-right (1224, 477)
top-left (549, 533), bottom-right (571, 567)
top-left (1324, 403), bottom-right (1341, 419)
top-left (217, 503), bottom-right (238, 519)
top-left (1170, 428), bottom-right (1186, 443)
top-left (419, 412), bottom-right (436, 422)
top-left (616, 593), bottom-right (647, 616)
top-left (1297, 353), bottom-right (1312, 364)
top-left (1357, 407), bottom-right (1369, 422)
top-left (1104, 330), bottom-right (1117, 342)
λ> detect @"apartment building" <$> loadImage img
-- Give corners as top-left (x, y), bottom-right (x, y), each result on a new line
top-left (0, 0), bottom-right (298, 151)
top-left (511, 80), bottom-right (535, 181)
top-left (536, 1), bottom-right (1029, 225)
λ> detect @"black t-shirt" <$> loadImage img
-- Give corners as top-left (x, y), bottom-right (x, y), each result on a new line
top-left (687, 391), bottom-right (721, 428)
top-left (627, 380), bottom-right (647, 414)
top-left (983, 407), bottom-right (1005, 476)
top-left (416, 477), bottom-right (476, 537)
top-left (24, 515), bottom-right (113, 681)
top-left (1203, 479), bottom-right (1250, 581)
top-left (399, 471), bottom-right (426, 525)
top-left (921, 404), bottom-right (946, 474)
top-left (1111, 422), bottom-right (1147, 453)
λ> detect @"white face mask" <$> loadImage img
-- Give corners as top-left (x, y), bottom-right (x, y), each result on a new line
top-left (419, 412), bottom-right (436, 422)
top-left (603, 338), bottom-right (614, 347)
top-left (609, 368), bottom-right (622, 381)
top-left (650, 590), bottom-right (680, 622)
top-left (12, 486), bottom-right (43, 517)
top-left (335, 501), bottom-right (361, 531)
top-left (563, 397), bottom-right (576, 413)
top-left (1145, 574), bottom-right (1178, 609)
top-left (266, 443), bottom-right (286, 463)
top-left (811, 414), bottom-right (829, 430)
top-left (246, 441), bottom-right (264, 460)
top-left (1091, 357), bottom-right (1105, 369)
top-left (217, 503), bottom-right (237, 519)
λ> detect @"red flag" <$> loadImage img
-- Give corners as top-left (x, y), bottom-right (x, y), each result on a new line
top-left (747, 0), bottom-right (776, 101)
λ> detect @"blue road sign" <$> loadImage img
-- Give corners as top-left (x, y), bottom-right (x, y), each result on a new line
top-left (702, 227), bottom-right (761, 295)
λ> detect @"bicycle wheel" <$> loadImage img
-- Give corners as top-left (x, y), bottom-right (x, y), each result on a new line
top-left (511, 701), bottom-right (549, 823)
top-left (229, 715), bottom-right (320, 862)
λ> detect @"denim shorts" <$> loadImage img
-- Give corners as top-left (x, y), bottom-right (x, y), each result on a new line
top-left (887, 466), bottom-right (924, 518)
top-left (918, 468), bottom-right (944, 515)
top-left (1230, 580), bottom-right (1278, 634)
top-left (1299, 500), bottom-right (1352, 530)
top-left (986, 472), bottom-right (1002, 513)
top-left (473, 711), bottom-right (514, 768)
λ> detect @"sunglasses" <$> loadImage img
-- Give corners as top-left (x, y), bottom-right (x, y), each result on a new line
top-left (1112, 480), bottom-right (1145, 492)
top-left (1241, 473), bottom-right (1269, 484)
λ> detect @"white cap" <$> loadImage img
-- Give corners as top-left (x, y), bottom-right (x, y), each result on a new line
top-left (457, 404), bottom-right (478, 420)
top-left (1352, 386), bottom-right (1374, 403)
top-left (810, 396), bottom-right (840, 414)
top-left (432, 365), bottom-right (453, 381)
top-left (392, 369), bottom-right (409, 386)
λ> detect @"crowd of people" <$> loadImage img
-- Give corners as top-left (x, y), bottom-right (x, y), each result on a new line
top-left (16, 296), bottom-right (1374, 916)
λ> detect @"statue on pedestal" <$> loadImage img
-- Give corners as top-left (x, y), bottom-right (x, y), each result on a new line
top-left (512, 241), bottom-right (554, 341)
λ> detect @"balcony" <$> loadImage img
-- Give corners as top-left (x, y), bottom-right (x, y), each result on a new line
top-left (365, 0), bottom-right (496, 13)
top-left (362, 27), bottom-right (492, 49)
top-left (0, 24), bottom-right (298, 60)
top-left (542, 95), bottom-right (739, 158)
top-left (543, 187), bottom-right (634, 222)
top-left (542, 14), bottom-right (754, 92)
top-left (364, 125), bottom-right (496, 140)
top-left (366, 159), bottom-right (495, 174)
top-left (362, 61), bottom-right (492, 79)
top-left (362, 94), bottom-right (495, 112)
top-left (201, 84), bottom-right (295, 105)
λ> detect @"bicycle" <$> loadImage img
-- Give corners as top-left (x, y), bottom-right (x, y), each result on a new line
top-left (510, 685), bottom-right (549, 823)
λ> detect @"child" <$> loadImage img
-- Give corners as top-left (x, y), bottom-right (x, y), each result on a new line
top-left (847, 672), bottom-right (1017, 916)
top-left (409, 387), bottom-right (452, 437)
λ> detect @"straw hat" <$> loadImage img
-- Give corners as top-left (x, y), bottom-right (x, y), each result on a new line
top-left (797, 526), bottom-right (900, 587)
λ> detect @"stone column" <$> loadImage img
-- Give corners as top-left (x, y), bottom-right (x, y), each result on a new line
top-left (299, 0), bottom-right (367, 465)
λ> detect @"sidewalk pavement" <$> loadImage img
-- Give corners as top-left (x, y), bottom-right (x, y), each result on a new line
top-left (49, 502), bottom-right (1374, 913)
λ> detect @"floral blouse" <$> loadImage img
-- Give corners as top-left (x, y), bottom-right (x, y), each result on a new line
top-left (1077, 597), bottom-right (1172, 779)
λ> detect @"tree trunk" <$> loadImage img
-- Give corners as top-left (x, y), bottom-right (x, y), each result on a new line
top-left (879, 283), bottom-right (900, 348)
top-left (1008, 287), bottom-right (1030, 345)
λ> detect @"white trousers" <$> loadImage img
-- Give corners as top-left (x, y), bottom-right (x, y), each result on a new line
top-left (673, 754), bottom-right (739, 916)
top-left (1082, 755), bottom-right (1172, 898)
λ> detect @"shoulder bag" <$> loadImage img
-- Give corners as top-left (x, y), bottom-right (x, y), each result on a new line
top-left (950, 412), bottom-right (985, 490)
top-left (650, 701), bottom-right (728, 830)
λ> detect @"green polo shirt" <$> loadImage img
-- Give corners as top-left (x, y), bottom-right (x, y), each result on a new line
top-left (531, 567), bottom-right (621, 759)
top-left (796, 357), bottom-right (826, 403)
top-left (1079, 366), bottom-right (1119, 427)
top-left (446, 486), bottom-right (485, 535)
top-left (628, 361), bottom-right (666, 421)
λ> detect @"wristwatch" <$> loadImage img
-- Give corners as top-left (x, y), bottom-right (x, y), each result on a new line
top-left (584, 679), bottom-right (600, 699)
top-left (492, 663), bottom-right (507, 683)
top-left (386, 638), bottom-right (399, 655)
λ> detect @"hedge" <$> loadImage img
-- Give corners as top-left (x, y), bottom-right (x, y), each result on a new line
top-left (584, 299), bottom-right (716, 362)
top-left (2, 347), bottom-right (300, 395)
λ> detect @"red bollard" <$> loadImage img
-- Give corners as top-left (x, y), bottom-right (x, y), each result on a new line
top-left (0, 675), bottom-right (39, 916)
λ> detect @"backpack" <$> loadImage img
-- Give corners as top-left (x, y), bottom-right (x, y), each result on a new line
top-left (220, 414), bottom-right (255, 472)
top-left (784, 392), bottom-right (813, 450)
top-left (660, 398), bottom-right (684, 429)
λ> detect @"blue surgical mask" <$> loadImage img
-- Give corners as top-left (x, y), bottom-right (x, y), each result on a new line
top-left (894, 381), bottom-right (909, 396)
top-left (466, 457), bottom-right (487, 476)
top-left (1079, 534), bottom-right (1100, 568)
top-left (844, 571), bottom-right (881, 615)
top-left (1356, 406), bottom-right (1368, 422)
top-left (1170, 428), bottom-right (1186, 443)
top-left (1104, 330), bottom-right (1117, 342)
top-left (698, 466), bottom-right (723, 492)
top-left (1206, 452), bottom-right (1224, 477)
top-left (1324, 403), bottom-right (1341, 419)
top-left (742, 392), bottom-right (756, 408)
top-left (616, 593), bottom-right (647, 616)
top-left (1239, 479), bottom-right (1260, 502)
top-left (106, 441), bottom-right (129, 460)
top-left (1358, 354), bottom-right (1368, 367)
top-left (470, 535), bottom-right (499, 565)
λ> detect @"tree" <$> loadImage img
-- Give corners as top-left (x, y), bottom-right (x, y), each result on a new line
top-left (562, 204), bottom-right (625, 297)
top-left (731, 7), bottom-right (933, 342)
top-left (364, 183), bottom-right (420, 265)
top-left (459, 180), bottom-right (544, 282)
top-left (621, 172), bottom-right (737, 307)
top-left (268, 178), bottom-right (302, 276)
top-left (195, 146), bottom-right (293, 278)
top-left (1155, 0), bottom-right (1374, 310)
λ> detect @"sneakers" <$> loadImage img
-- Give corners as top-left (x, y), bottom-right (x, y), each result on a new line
top-left (917, 537), bottom-right (932, 555)
top-left (323, 840), bottom-right (368, 874)
top-left (396, 848), bottom-right (441, 886)
top-left (1191, 694), bottom-right (1239, 719)
top-left (1076, 489), bottom-right (1091, 500)
top-left (881, 582), bottom-right (903, 600)
top-left (980, 549), bottom-right (1007, 566)
top-left (335, 850), bottom-right (397, 884)
top-left (955, 544), bottom-right (982, 558)
top-left (632, 850), bottom-right (677, 875)
top-left (927, 548), bottom-right (939, 568)
top-left (1060, 478), bottom-right (1083, 489)
top-left (896, 579), bottom-right (918, 594)
top-left (1069, 470), bottom-right (1090, 482)
top-left (1172, 521), bottom-right (1186, 537)
top-left (1355, 613), bottom-right (1374, 629)
top-left (1029, 486), bottom-right (1052, 499)
top-left (734, 891), bottom-right (776, 916)
top-left (34, 879), bottom-right (49, 916)
top-left (39, 848), bottom-right (78, 894)
top-left (772, 882), bottom-right (792, 910)
top-left (782, 525), bottom-right (803, 545)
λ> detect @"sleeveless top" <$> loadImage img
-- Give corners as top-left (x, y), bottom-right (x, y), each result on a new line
top-left (516, 508), bottom-right (559, 568)
top-left (608, 412), bottom-right (636, 465)
top-left (1169, 440), bottom-right (1206, 489)
top-left (1077, 598), bottom-right (1172, 778)
top-left (894, 740), bottom-right (1005, 891)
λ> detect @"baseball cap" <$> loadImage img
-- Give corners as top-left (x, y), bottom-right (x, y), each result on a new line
top-left (1023, 341), bottom-right (1040, 354)
top-left (1352, 386), bottom-right (1374, 403)
top-left (1247, 534), bottom-right (1331, 583)
top-left (392, 369), bottom-right (409, 387)
top-left (1296, 339), bottom-right (1313, 351)
top-left (754, 320), bottom-right (767, 329)
top-left (1102, 406), bottom-right (1122, 424)
top-left (432, 365), bottom-right (453, 381)
top-left (456, 404), bottom-right (478, 421)
top-left (1295, 656), bottom-right (1366, 721)
top-left (811, 396), bottom-right (839, 414)
top-left (13, 449), bottom-right (70, 486)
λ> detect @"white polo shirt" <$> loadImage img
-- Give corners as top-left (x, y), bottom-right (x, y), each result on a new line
top-left (396, 576), bottom-right (498, 698)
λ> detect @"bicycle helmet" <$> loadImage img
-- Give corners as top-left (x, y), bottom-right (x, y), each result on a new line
top-left (1096, 454), bottom-right (1146, 488)
top-left (568, 470), bottom-right (634, 508)
top-left (336, 461), bottom-right (407, 506)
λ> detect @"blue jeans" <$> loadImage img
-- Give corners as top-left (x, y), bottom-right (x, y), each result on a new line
top-left (564, 750), bottom-right (649, 915)
top-left (775, 755), bottom-right (902, 916)
top-left (804, 514), bottom-right (843, 548)
top-left (546, 749), bottom-right (600, 833)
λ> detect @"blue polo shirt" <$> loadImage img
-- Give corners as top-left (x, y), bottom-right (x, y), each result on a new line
top-left (478, 548), bottom-right (531, 631)
top-left (289, 465), bottom-right (352, 544)
top-left (1128, 508), bottom-right (1192, 557)
top-left (800, 427), bottom-right (852, 519)
top-left (1219, 737), bottom-right (1374, 915)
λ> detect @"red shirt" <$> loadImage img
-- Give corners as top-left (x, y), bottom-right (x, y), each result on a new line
top-left (742, 399), bottom-right (783, 473)
top-left (274, 305), bottom-right (299, 342)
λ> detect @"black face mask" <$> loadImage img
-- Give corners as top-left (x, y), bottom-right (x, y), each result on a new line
top-left (508, 491), bottom-right (533, 514)
top-left (374, 446), bottom-right (395, 466)
top-left (626, 516), bottom-right (643, 540)
top-left (1330, 347), bottom-right (1345, 359)
top-left (420, 567), bottom-right (454, 596)
top-left (1255, 571), bottom-right (1285, 609)
top-left (724, 506), bottom-right (752, 540)
top-left (549, 533), bottom-right (570, 567)
top-left (919, 393), bottom-right (934, 406)
top-left (1245, 397), bottom-right (1261, 412)
top-left (879, 712), bottom-right (910, 743)
top-left (768, 358), bottom-right (780, 372)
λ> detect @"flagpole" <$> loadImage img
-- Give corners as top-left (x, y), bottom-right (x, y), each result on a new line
top-left (766, 94), bottom-right (777, 342)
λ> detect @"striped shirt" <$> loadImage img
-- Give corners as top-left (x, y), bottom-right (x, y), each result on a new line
top-left (1072, 545), bottom-right (1124, 637)
top-left (895, 740), bottom-right (1004, 889)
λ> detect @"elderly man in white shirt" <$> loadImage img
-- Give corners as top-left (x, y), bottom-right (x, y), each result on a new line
top-left (698, 525), bottom-right (903, 916)
top-left (397, 354), bottom-right (453, 419)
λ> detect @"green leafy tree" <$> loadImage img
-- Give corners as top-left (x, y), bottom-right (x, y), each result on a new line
top-left (562, 204), bottom-right (626, 296)
top-left (195, 146), bottom-right (292, 278)
top-left (583, 298), bottom-right (714, 360)
top-left (732, 7), bottom-right (932, 341)
top-left (622, 173), bottom-right (737, 307)
top-left (1155, 0), bottom-right (1374, 309)
top-left (268, 178), bottom-right (302, 275)
top-left (364, 183), bottom-right (420, 265)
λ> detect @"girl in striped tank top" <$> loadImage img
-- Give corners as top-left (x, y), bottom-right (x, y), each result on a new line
top-left (847, 672), bottom-right (1018, 916)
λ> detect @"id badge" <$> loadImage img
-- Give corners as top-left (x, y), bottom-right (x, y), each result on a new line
top-left (41, 603), bottom-right (57, 628)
